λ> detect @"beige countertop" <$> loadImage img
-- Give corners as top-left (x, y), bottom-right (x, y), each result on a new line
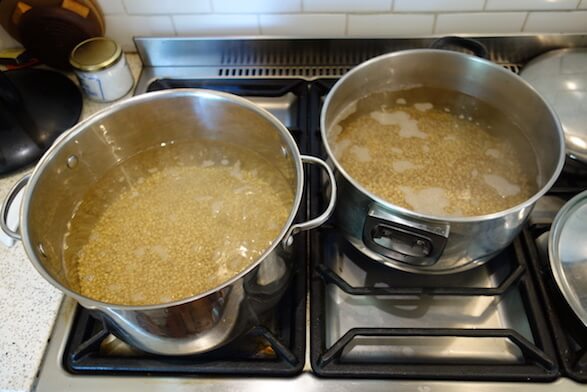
top-left (0, 53), bottom-right (142, 392)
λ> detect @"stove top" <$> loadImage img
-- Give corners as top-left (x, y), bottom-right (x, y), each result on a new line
top-left (35, 34), bottom-right (587, 392)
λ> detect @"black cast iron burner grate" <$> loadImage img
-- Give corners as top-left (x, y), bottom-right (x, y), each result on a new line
top-left (524, 225), bottom-right (587, 383)
top-left (308, 79), bottom-right (558, 381)
top-left (309, 230), bottom-right (559, 381)
top-left (523, 161), bottom-right (587, 383)
top-left (316, 234), bottom-right (525, 297)
top-left (61, 79), bottom-right (310, 377)
top-left (63, 295), bottom-right (304, 376)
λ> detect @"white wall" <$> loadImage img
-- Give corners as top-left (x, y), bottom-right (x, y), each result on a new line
top-left (1, 0), bottom-right (586, 51)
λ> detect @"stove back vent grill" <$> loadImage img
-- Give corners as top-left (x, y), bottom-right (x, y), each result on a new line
top-left (136, 35), bottom-right (587, 81)
top-left (217, 47), bottom-right (521, 78)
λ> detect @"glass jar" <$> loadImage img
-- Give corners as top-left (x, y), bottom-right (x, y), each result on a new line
top-left (70, 37), bottom-right (133, 102)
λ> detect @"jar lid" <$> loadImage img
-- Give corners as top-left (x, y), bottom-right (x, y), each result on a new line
top-left (549, 190), bottom-right (587, 327)
top-left (70, 37), bottom-right (122, 72)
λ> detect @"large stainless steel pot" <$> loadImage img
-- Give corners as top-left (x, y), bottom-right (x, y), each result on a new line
top-left (1, 89), bottom-right (336, 355)
top-left (321, 49), bottom-right (564, 274)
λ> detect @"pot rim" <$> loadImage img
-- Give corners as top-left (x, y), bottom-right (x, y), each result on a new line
top-left (20, 88), bottom-right (305, 311)
top-left (320, 48), bottom-right (566, 223)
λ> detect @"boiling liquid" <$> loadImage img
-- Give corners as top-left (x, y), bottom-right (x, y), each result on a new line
top-left (63, 140), bottom-right (294, 306)
top-left (329, 87), bottom-right (539, 217)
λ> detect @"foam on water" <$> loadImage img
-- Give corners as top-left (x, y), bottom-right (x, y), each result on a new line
top-left (399, 186), bottom-right (450, 216)
top-left (483, 174), bottom-right (521, 198)
top-left (370, 110), bottom-right (428, 139)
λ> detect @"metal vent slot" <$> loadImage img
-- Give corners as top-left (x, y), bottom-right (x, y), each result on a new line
top-left (216, 63), bottom-right (518, 78)
top-left (217, 45), bottom-right (523, 78)
top-left (217, 66), bottom-right (353, 78)
top-left (500, 63), bottom-right (522, 74)
top-left (220, 48), bottom-right (378, 67)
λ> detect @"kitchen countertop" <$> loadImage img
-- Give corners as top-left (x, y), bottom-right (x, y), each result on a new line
top-left (0, 53), bottom-right (143, 392)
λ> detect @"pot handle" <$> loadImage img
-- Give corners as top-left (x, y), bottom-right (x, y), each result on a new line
top-left (362, 207), bottom-right (449, 267)
top-left (430, 36), bottom-right (489, 60)
top-left (1, 174), bottom-right (30, 241)
top-left (284, 155), bottom-right (337, 244)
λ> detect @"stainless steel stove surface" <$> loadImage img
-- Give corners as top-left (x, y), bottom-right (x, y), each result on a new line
top-left (35, 35), bottom-right (587, 391)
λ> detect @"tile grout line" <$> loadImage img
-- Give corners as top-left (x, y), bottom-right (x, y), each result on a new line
top-left (520, 11), bottom-right (530, 32)
top-left (431, 13), bottom-right (438, 34)
top-left (257, 15), bottom-right (263, 35)
top-left (344, 14), bottom-right (349, 36)
top-left (120, 0), bottom-right (128, 14)
top-left (169, 15), bottom-right (177, 36)
top-left (116, 10), bottom-right (576, 17)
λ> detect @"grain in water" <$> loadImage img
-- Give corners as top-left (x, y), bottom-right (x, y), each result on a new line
top-left (329, 87), bottom-right (539, 216)
top-left (63, 140), bottom-right (293, 306)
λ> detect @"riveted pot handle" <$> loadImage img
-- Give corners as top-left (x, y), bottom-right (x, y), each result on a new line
top-left (284, 155), bottom-right (336, 244)
top-left (363, 208), bottom-right (449, 267)
top-left (430, 36), bottom-right (489, 60)
top-left (1, 174), bottom-right (30, 241)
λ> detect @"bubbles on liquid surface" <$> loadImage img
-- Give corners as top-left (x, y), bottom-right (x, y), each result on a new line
top-left (329, 87), bottom-right (538, 216)
top-left (63, 139), bottom-right (294, 306)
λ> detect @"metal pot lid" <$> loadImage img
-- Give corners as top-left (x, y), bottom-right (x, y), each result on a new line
top-left (549, 190), bottom-right (587, 327)
top-left (520, 49), bottom-right (587, 164)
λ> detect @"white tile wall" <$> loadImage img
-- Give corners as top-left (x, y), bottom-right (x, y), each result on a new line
top-left (95, 0), bottom-right (125, 15)
top-left (105, 15), bottom-right (175, 51)
top-left (213, 0), bottom-right (300, 14)
top-left (260, 14), bottom-right (345, 36)
top-left (348, 14), bottom-right (434, 36)
top-left (303, 0), bottom-right (391, 13)
top-left (124, 0), bottom-right (212, 14)
top-left (0, 0), bottom-right (586, 51)
top-left (486, 0), bottom-right (579, 11)
top-left (524, 11), bottom-right (587, 32)
top-left (174, 15), bottom-right (259, 35)
top-left (435, 12), bottom-right (526, 34)
top-left (394, 0), bottom-right (484, 12)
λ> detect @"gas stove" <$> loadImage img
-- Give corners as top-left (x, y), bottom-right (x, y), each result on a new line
top-left (35, 35), bottom-right (587, 391)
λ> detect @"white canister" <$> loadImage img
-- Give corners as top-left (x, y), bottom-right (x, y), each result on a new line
top-left (70, 37), bottom-right (134, 102)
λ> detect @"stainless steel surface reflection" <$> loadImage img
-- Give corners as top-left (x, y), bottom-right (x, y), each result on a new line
top-left (247, 93), bottom-right (298, 128)
top-left (520, 49), bottom-right (587, 164)
top-left (4, 89), bottom-right (335, 355)
top-left (548, 190), bottom-right (587, 327)
top-left (323, 232), bottom-right (532, 363)
top-left (321, 49), bottom-right (565, 274)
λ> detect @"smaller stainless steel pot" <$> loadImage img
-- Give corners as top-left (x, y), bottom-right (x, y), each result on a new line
top-left (1, 89), bottom-right (336, 355)
top-left (321, 43), bottom-right (565, 274)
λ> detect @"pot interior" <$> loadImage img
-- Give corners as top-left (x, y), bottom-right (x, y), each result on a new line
top-left (23, 90), bottom-right (300, 299)
top-left (322, 49), bottom-right (564, 218)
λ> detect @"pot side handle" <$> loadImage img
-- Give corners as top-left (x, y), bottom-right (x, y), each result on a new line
top-left (362, 208), bottom-right (449, 267)
top-left (284, 155), bottom-right (337, 245)
top-left (1, 174), bottom-right (30, 241)
top-left (430, 36), bottom-right (489, 60)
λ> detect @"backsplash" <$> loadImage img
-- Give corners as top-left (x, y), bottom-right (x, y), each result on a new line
top-left (1, 0), bottom-right (585, 51)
